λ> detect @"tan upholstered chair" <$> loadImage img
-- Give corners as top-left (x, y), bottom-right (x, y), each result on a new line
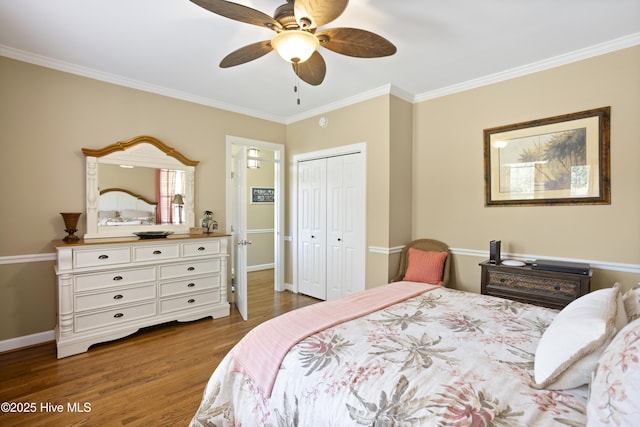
top-left (391, 239), bottom-right (451, 285)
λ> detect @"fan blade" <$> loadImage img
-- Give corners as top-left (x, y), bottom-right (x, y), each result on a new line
top-left (191, 0), bottom-right (282, 31)
top-left (294, 0), bottom-right (348, 29)
top-left (316, 28), bottom-right (396, 58)
top-left (220, 40), bottom-right (273, 68)
top-left (293, 51), bottom-right (326, 85)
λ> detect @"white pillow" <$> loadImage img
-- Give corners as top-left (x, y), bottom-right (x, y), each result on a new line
top-left (587, 317), bottom-right (640, 426)
top-left (622, 284), bottom-right (640, 322)
top-left (532, 283), bottom-right (627, 390)
top-left (121, 209), bottom-right (152, 219)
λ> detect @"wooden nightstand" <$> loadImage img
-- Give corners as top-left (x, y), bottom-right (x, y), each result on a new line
top-left (479, 261), bottom-right (591, 309)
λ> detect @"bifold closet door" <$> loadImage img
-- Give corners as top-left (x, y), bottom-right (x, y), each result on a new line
top-left (297, 158), bottom-right (327, 300)
top-left (298, 152), bottom-right (365, 301)
top-left (326, 154), bottom-right (365, 300)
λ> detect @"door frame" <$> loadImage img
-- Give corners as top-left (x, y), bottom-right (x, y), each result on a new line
top-left (291, 142), bottom-right (367, 294)
top-left (226, 136), bottom-right (286, 292)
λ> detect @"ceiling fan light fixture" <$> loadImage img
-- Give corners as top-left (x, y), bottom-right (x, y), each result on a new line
top-left (271, 30), bottom-right (319, 63)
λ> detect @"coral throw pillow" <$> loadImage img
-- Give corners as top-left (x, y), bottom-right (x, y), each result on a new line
top-left (403, 248), bottom-right (447, 285)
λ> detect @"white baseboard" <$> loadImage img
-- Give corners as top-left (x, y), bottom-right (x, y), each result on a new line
top-left (247, 263), bottom-right (275, 272)
top-left (0, 330), bottom-right (55, 353)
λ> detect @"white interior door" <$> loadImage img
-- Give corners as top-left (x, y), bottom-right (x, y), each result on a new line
top-left (232, 148), bottom-right (249, 320)
top-left (297, 158), bottom-right (327, 300)
top-left (335, 153), bottom-right (365, 296)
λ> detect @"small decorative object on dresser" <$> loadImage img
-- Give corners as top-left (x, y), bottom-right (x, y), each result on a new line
top-left (60, 212), bottom-right (82, 242)
top-left (201, 210), bottom-right (218, 234)
top-left (479, 260), bottom-right (591, 309)
top-left (53, 233), bottom-right (231, 358)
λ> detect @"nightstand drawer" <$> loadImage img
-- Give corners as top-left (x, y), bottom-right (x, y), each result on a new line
top-left (480, 261), bottom-right (591, 309)
top-left (486, 270), bottom-right (579, 298)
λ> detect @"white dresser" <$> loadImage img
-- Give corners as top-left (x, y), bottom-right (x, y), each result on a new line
top-left (53, 234), bottom-right (230, 358)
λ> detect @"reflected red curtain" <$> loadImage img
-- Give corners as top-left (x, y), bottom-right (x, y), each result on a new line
top-left (157, 169), bottom-right (177, 224)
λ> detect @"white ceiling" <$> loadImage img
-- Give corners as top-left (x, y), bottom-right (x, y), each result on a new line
top-left (1, 0), bottom-right (639, 123)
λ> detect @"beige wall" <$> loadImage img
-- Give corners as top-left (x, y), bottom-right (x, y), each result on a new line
top-left (284, 96), bottom-right (400, 286)
top-left (0, 56), bottom-right (285, 340)
top-left (412, 45), bottom-right (640, 293)
top-left (1, 45), bottom-right (639, 344)
top-left (247, 158), bottom-right (275, 268)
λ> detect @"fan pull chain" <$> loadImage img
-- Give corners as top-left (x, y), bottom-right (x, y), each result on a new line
top-left (293, 62), bottom-right (301, 105)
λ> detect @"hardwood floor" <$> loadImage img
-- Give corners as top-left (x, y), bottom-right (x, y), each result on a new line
top-left (0, 270), bottom-right (318, 426)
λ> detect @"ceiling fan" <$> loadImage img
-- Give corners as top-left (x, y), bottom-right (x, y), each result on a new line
top-left (190, 0), bottom-right (397, 87)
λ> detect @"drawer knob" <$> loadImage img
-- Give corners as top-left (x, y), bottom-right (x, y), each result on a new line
top-left (188, 298), bottom-right (196, 304)
top-left (187, 283), bottom-right (195, 288)
top-left (187, 266), bottom-right (195, 271)
top-left (198, 247), bottom-right (205, 251)
top-left (114, 313), bottom-right (124, 318)
top-left (113, 276), bottom-right (123, 281)
top-left (554, 285), bottom-right (561, 291)
top-left (153, 250), bottom-right (162, 255)
top-left (98, 254), bottom-right (109, 260)
top-left (500, 278), bottom-right (506, 283)
top-left (113, 294), bottom-right (124, 300)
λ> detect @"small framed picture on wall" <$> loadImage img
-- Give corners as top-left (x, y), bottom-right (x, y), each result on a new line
top-left (250, 187), bottom-right (274, 204)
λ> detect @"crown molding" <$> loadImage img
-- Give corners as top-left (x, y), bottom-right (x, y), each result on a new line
top-left (414, 32), bottom-right (640, 103)
top-left (0, 44), bottom-right (287, 124)
top-left (2, 32), bottom-right (638, 124)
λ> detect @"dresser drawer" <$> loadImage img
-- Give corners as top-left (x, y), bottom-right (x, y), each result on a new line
top-left (159, 274), bottom-right (221, 297)
top-left (75, 301), bottom-right (156, 332)
top-left (159, 290), bottom-right (220, 314)
top-left (75, 283), bottom-right (156, 312)
top-left (74, 247), bottom-right (130, 268)
top-left (183, 240), bottom-right (222, 257)
top-left (486, 270), bottom-right (579, 299)
top-left (133, 243), bottom-right (179, 262)
top-left (75, 267), bottom-right (156, 292)
top-left (158, 259), bottom-right (221, 280)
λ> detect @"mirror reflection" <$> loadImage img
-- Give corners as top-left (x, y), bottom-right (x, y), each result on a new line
top-left (84, 135), bottom-right (198, 240)
top-left (97, 164), bottom-right (186, 226)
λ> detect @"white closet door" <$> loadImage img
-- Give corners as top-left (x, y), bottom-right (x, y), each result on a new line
top-left (297, 158), bottom-right (327, 300)
top-left (326, 156), bottom-right (344, 300)
top-left (327, 153), bottom-right (365, 299)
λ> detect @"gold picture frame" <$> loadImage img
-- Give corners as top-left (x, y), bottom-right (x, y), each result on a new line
top-left (484, 107), bottom-right (610, 206)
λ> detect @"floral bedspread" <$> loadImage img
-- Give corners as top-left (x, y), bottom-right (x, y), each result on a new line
top-left (191, 284), bottom-right (587, 426)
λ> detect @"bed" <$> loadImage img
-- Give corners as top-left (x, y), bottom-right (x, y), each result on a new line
top-left (190, 280), bottom-right (640, 427)
top-left (97, 188), bottom-right (156, 225)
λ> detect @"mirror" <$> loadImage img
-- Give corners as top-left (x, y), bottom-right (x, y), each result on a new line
top-left (83, 135), bottom-right (198, 239)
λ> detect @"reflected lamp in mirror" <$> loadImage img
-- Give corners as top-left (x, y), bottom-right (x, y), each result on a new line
top-left (247, 147), bottom-right (260, 169)
top-left (172, 194), bottom-right (184, 224)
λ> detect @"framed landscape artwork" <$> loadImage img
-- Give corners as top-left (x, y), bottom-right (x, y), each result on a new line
top-left (484, 107), bottom-right (610, 206)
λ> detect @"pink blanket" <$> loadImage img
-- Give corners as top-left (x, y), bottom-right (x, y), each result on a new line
top-left (230, 281), bottom-right (438, 397)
